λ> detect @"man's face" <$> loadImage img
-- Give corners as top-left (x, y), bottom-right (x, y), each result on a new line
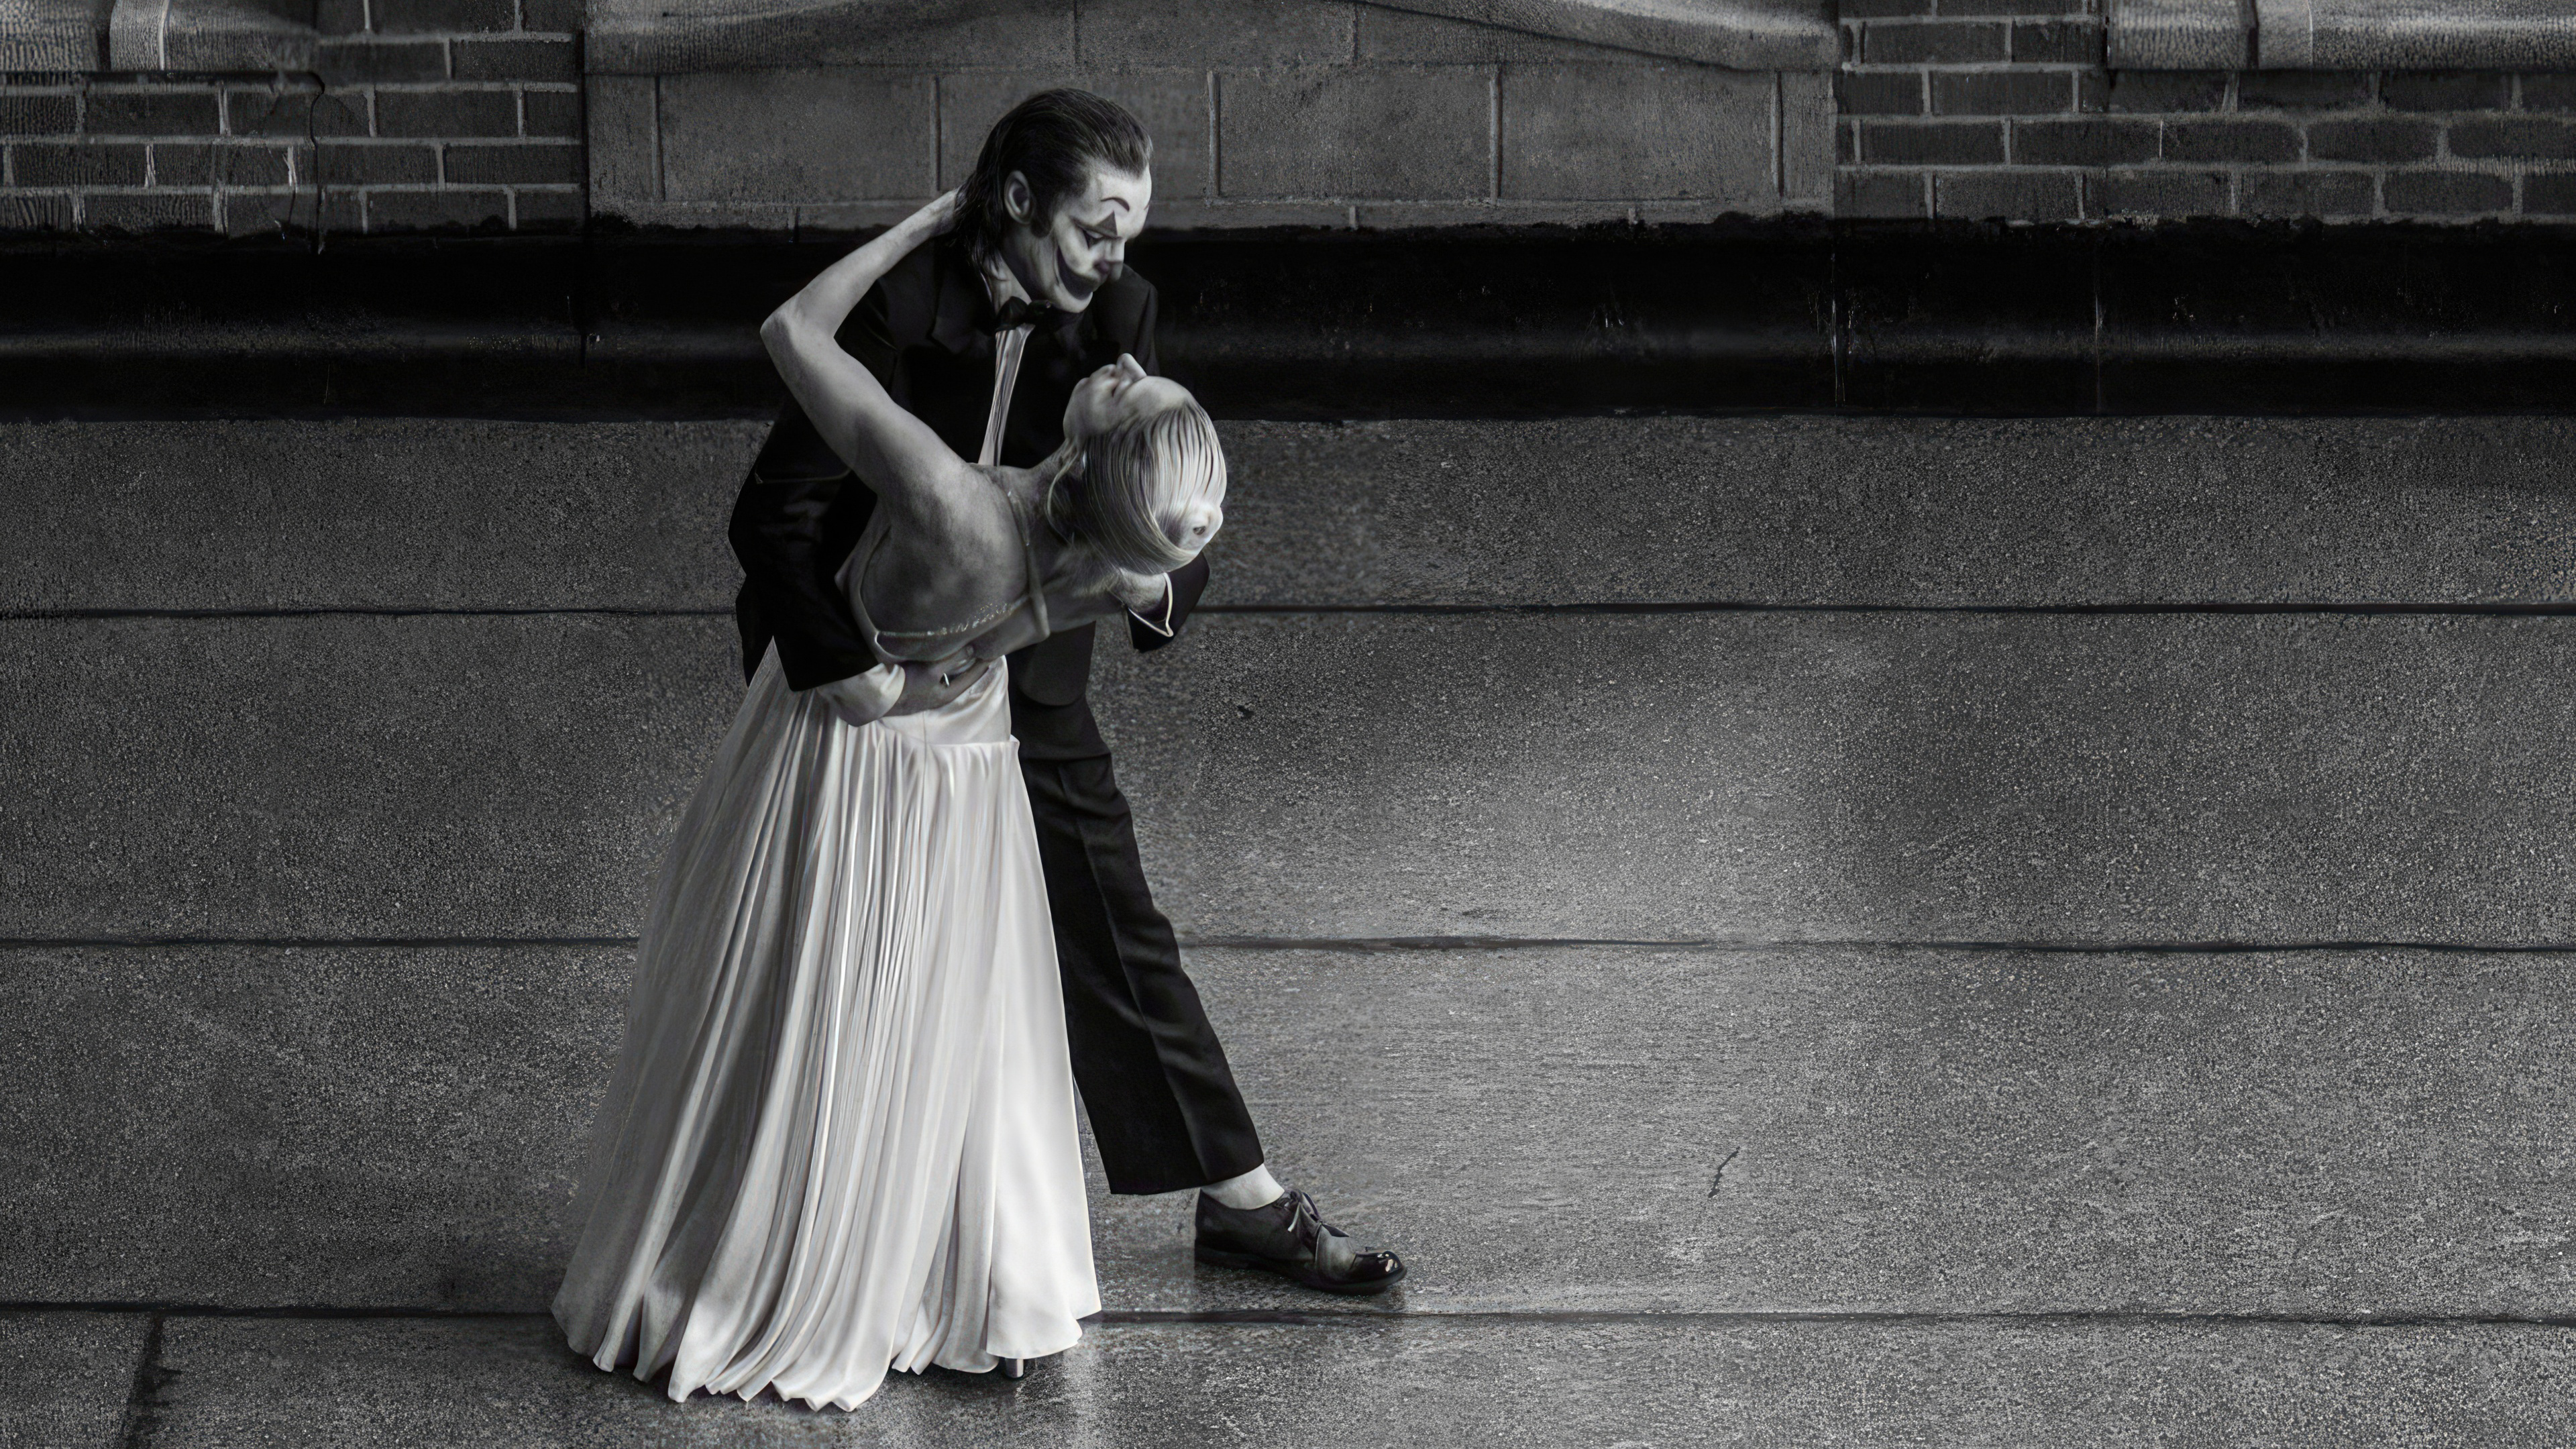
top-left (1000, 162), bottom-right (1151, 313)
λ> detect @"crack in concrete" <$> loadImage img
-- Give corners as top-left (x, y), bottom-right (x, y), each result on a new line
top-left (1708, 1147), bottom-right (1742, 1197)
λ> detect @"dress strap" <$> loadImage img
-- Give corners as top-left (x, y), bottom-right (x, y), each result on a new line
top-left (991, 465), bottom-right (1051, 641)
top-left (838, 504), bottom-right (898, 662)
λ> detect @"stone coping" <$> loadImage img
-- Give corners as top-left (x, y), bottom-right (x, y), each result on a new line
top-left (32, 0), bottom-right (2576, 76)
top-left (3, 0), bottom-right (112, 70)
top-left (9, 0), bottom-right (1839, 76)
top-left (9, 0), bottom-right (315, 73)
top-left (105, 0), bottom-right (314, 71)
top-left (582, 0), bottom-right (1838, 74)
top-left (2110, 0), bottom-right (2576, 70)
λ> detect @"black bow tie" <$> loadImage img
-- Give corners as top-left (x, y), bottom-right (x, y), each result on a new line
top-left (982, 296), bottom-right (1067, 335)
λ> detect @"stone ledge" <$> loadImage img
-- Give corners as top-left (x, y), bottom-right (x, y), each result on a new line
top-left (3, 0), bottom-right (113, 71)
top-left (1354, 0), bottom-right (1835, 69)
top-left (2104, 0), bottom-right (2247, 70)
top-left (107, 0), bottom-right (315, 72)
top-left (583, 0), bottom-right (1839, 75)
top-left (2112, 0), bottom-right (2576, 70)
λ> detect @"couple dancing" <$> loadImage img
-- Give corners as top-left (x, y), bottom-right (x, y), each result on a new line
top-left (549, 89), bottom-right (1403, 1409)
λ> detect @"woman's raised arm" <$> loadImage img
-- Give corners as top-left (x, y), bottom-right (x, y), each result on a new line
top-left (759, 192), bottom-right (975, 520)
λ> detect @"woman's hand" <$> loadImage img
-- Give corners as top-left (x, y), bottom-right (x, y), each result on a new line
top-left (883, 655), bottom-right (994, 716)
top-left (809, 663), bottom-right (906, 729)
top-left (806, 652), bottom-right (993, 726)
top-left (1108, 568), bottom-right (1169, 616)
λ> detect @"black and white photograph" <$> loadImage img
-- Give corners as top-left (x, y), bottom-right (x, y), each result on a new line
top-left (7, 0), bottom-right (2576, 1441)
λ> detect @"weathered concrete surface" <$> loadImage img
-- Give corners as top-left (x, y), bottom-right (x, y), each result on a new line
top-left (1105, 612), bottom-right (2576, 943)
top-left (0, 421), bottom-right (759, 614)
top-left (0, 1311), bottom-right (147, 1449)
top-left (16, 943), bottom-right (2576, 1318)
top-left (0, 947), bottom-right (624, 1309)
top-left (1205, 416), bottom-right (2576, 607)
top-left (144, 1314), bottom-right (2576, 1446)
top-left (11, 611), bottom-right (2576, 943)
top-left (0, 616), bottom-right (739, 941)
top-left (14, 417), bottom-right (2576, 614)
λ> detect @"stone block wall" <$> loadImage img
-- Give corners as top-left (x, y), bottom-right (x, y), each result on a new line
top-left (0, 0), bottom-right (580, 233)
top-left (1837, 0), bottom-right (2576, 220)
top-left (9, 0), bottom-right (2576, 233)
top-left (586, 2), bottom-right (1832, 233)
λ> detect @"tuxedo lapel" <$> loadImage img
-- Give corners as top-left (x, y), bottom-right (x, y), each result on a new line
top-left (927, 242), bottom-right (987, 360)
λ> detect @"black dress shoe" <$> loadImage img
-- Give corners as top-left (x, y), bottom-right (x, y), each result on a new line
top-left (1194, 1189), bottom-right (1406, 1295)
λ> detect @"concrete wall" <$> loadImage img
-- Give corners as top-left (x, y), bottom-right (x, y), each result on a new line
top-left (586, 1), bottom-right (1833, 231)
top-left (11, 415), bottom-right (2576, 1316)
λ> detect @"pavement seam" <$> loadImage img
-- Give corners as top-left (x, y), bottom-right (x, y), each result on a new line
top-left (1197, 602), bottom-right (2576, 618)
top-left (11, 602), bottom-right (2576, 622)
top-left (0, 607), bottom-right (735, 621)
top-left (13, 936), bottom-right (2576, 955)
top-left (19, 1305), bottom-right (2576, 1331)
top-left (1181, 936), bottom-right (2576, 955)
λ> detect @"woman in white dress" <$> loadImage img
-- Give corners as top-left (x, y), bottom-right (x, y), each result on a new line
top-left (550, 190), bottom-right (1226, 1410)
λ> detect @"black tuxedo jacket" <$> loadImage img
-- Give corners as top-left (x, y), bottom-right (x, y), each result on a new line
top-left (727, 233), bottom-right (1209, 760)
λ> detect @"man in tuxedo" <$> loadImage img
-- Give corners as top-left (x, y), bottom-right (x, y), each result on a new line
top-left (727, 89), bottom-right (1403, 1295)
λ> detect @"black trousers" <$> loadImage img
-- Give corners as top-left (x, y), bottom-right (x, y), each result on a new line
top-left (1019, 754), bottom-right (1267, 1195)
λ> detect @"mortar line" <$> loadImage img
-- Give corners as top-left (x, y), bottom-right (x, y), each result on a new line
top-left (17, 1303), bottom-right (2576, 1332)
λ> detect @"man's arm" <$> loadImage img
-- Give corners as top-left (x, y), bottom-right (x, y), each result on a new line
top-left (727, 421), bottom-right (871, 691)
top-left (1125, 554), bottom-right (1205, 655)
top-left (760, 197), bottom-right (979, 532)
top-left (727, 228), bottom-right (916, 692)
top-left (1114, 274), bottom-right (1201, 654)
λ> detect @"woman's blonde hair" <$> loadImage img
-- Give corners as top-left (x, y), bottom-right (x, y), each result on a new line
top-left (1059, 394), bottom-right (1227, 576)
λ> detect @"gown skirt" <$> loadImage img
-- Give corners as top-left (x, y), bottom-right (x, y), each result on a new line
top-left (551, 650), bottom-right (1099, 1409)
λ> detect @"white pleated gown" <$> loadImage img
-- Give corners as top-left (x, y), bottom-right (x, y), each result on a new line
top-left (551, 648), bottom-right (1098, 1409)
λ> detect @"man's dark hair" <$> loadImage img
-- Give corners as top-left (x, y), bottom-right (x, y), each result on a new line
top-left (956, 89), bottom-right (1152, 262)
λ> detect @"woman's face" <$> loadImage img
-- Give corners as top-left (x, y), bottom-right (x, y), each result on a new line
top-left (1063, 354), bottom-right (1190, 441)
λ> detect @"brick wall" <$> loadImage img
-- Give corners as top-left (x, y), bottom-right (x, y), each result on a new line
top-left (1838, 0), bottom-right (2576, 220)
top-left (0, 0), bottom-right (582, 235)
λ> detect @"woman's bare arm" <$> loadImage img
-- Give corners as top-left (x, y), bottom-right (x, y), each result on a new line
top-left (759, 193), bottom-right (976, 524)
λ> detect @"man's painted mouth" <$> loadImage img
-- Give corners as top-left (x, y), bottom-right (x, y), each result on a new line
top-left (1055, 255), bottom-right (1099, 304)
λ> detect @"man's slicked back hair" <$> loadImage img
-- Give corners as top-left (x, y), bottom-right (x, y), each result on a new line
top-left (957, 89), bottom-right (1152, 262)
